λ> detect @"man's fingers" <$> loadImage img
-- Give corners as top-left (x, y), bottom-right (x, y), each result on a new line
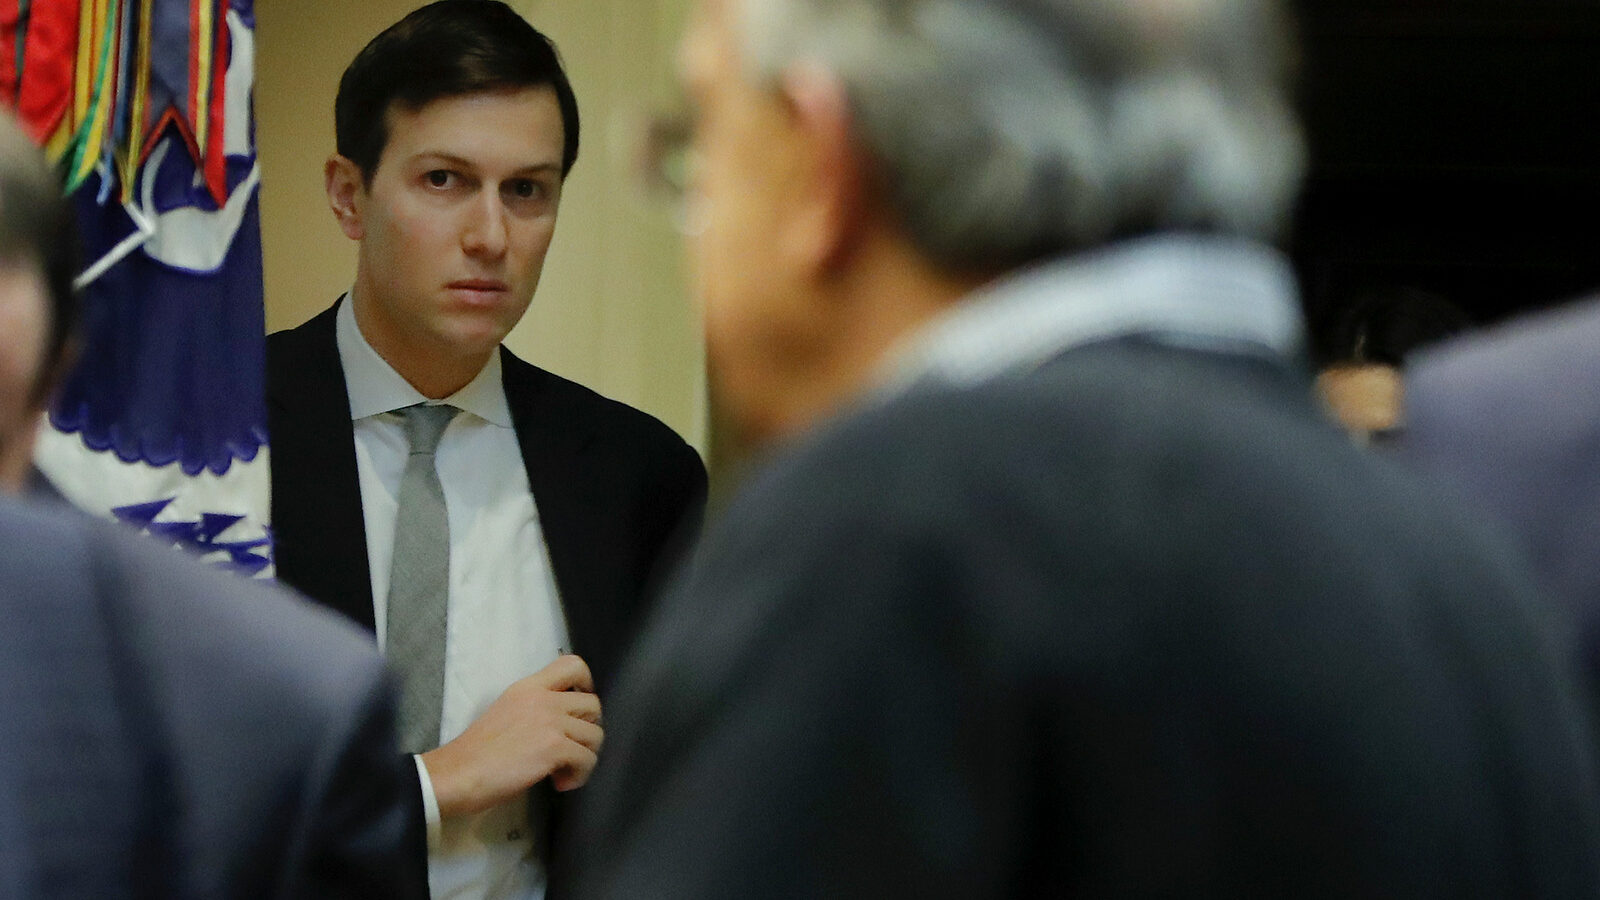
top-left (561, 689), bottom-right (602, 724)
top-left (535, 653), bottom-right (595, 693)
top-left (564, 716), bottom-right (604, 753)
top-left (551, 744), bottom-right (599, 792)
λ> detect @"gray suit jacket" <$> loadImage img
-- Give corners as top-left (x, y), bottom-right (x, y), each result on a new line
top-left (1405, 296), bottom-right (1600, 690)
top-left (0, 498), bottom-right (419, 899)
top-left (572, 338), bottom-right (1600, 897)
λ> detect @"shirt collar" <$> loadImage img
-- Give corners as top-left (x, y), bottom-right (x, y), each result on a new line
top-left (335, 292), bottom-right (514, 428)
top-left (873, 233), bottom-right (1304, 400)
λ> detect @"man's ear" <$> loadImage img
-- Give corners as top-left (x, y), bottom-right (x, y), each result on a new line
top-left (28, 332), bottom-right (78, 411)
top-left (325, 155), bottom-right (366, 241)
top-left (781, 64), bottom-right (867, 275)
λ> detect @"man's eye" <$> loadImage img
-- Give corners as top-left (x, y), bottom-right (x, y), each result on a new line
top-left (509, 179), bottom-right (539, 199)
top-left (426, 170), bottom-right (454, 188)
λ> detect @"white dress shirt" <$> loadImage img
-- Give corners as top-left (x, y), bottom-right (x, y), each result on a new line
top-left (336, 297), bottom-right (568, 900)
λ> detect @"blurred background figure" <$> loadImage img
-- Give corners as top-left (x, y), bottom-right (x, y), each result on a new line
top-left (0, 106), bottom-right (419, 899)
top-left (568, 0), bottom-right (1600, 896)
top-left (1405, 297), bottom-right (1600, 702)
top-left (1312, 286), bottom-right (1471, 442)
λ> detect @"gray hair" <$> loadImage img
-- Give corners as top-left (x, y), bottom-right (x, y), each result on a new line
top-left (739, 0), bottom-right (1305, 272)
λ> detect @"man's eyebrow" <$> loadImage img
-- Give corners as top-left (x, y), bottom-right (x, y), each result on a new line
top-left (412, 152), bottom-right (562, 177)
top-left (508, 163), bottom-right (563, 178)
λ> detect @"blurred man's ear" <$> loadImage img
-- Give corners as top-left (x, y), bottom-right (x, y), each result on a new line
top-left (324, 155), bottom-right (367, 241)
top-left (780, 64), bottom-right (869, 276)
top-left (30, 332), bottom-right (78, 411)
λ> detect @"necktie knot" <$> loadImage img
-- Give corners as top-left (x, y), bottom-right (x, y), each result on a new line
top-left (401, 403), bottom-right (458, 456)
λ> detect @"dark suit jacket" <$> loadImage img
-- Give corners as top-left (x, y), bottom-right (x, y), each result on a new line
top-left (24, 465), bottom-right (62, 501)
top-left (266, 301), bottom-right (707, 888)
top-left (570, 338), bottom-right (1600, 898)
top-left (1405, 297), bottom-right (1600, 698)
top-left (0, 498), bottom-right (417, 899)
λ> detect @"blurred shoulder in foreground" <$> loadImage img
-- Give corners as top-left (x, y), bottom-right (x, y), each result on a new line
top-left (0, 497), bottom-right (419, 898)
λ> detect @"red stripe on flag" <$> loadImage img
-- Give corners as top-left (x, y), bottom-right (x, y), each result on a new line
top-left (141, 104), bottom-right (193, 165)
top-left (15, 0), bottom-right (79, 144)
top-left (202, 0), bottom-right (226, 205)
top-left (186, 0), bottom-right (200, 144)
top-left (0, 0), bottom-right (21, 107)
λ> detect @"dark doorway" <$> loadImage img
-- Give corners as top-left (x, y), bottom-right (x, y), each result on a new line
top-left (1290, 0), bottom-right (1600, 336)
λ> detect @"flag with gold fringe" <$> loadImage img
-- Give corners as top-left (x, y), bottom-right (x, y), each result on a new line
top-left (4, 0), bottom-right (270, 576)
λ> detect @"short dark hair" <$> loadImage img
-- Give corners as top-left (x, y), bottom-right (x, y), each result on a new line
top-left (0, 110), bottom-right (79, 407)
top-left (1316, 286), bottom-right (1472, 370)
top-left (335, 0), bottom-right (580, 182)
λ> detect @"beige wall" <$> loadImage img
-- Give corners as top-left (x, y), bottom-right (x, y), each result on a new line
top-left (255, 0), bottom-right (705, 451)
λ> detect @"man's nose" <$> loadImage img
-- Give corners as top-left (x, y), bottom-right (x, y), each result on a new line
top-left (461, 193), bottom-right (509, 259)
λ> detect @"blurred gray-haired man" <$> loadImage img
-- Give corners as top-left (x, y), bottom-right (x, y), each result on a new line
top-left (0, 106), bottom-right (420, 898)
top-left (567, 1), bottom-right (1600, 896)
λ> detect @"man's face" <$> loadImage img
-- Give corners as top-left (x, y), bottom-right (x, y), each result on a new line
top-left (1317, 363), bottom-right (1405, 443)
top-left (681, 0), bottom-right (817, 444)
top-left (339, 87), bottom-right (566, 375)
top-left (0, 261), bottom-right (49, 492)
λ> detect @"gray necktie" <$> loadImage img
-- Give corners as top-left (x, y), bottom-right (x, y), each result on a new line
top-left (387, 403), bottom-right (459, 754)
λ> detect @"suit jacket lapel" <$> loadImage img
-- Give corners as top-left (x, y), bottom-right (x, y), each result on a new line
top-left (499, 348), bottom-right (614, 671)
top-left (271, 325), bottom-right (645, 668)
top-left (267, 300), bottom-right (377, 632)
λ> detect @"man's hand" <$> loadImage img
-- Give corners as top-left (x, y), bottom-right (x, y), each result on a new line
top-left (421, 654), bottom-right (603, 819)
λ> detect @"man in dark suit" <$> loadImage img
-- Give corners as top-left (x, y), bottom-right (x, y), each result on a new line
top-left (566, 0), bottom-right (1600, 895)
top-left (0, 501), bottom-right (419, 899)
top-left (266, 2), bottom-right (706, 897)
top-left (1404, 298), bottom-right (1600, 691)
top-left (0, 105), bottom-right (416, 899)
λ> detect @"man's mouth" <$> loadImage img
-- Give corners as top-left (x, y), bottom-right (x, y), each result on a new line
top-left (448, 279), bottom-right (510, 293)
